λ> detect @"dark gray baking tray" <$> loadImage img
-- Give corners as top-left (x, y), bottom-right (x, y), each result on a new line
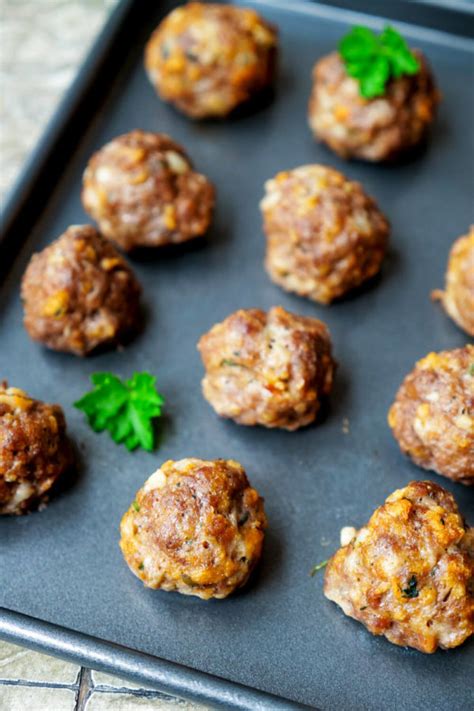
top-left (1, 1), bottom-right (473, 709)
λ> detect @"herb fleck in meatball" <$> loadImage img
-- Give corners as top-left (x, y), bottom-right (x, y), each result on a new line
top-left (21, 225), bottom-right (141, 356)
top-left (324, 481), bottom-right (474, 653)
top-left (198, 306), bottom-right (335, 430)
top-left (308, 50), bottom-right (439, 161)
top-left (0, 385), bottom-right (73, 515)
top-left (261, 165), bottom-right (389, 304)
top-left (82, 130), bottom-right (215, 251)
top-left (145, 3), bottom-right (277, 119)
top-left (120, 458), bottom-right (267, 599)
top-left (433, 227), bottom-right (474, 337)
top-left (388, 346), bottom-right (474, 485)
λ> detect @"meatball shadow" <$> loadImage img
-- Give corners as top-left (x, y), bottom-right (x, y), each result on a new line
top-left (231, 524), bottom-right (284, 598)
top-left (329, 246), bottom-right (400, 306)
top-left (125, 236), bottom-right (210, 263)
top-left (317, 360), bottom-right (351, 425)
top-left (225, 85), bottom-right (277, 122)
top-left (47, 437), bottom-right (84, 505)
top-left (153, 412), bottom-right (173, 450)
top-left (314, 134), bottom-right (433, 168)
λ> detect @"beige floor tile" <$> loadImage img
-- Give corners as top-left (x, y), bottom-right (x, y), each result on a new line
top-left (0, 641), bottom-right (80, 684)
top-left (0, 686), bottom-right (76, 711)
top-left (91, 670), bottom-right (154, 691)
top-left (85, 692), bottom-right (208, 711)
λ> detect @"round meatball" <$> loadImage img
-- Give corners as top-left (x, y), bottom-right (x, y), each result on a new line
top-left (308, 50), bottom-right (439, 161)
top-left (82, 130), bottom-right (215, 251)
top-left (432, 227), bottom-right (474, 337)
top-left (197, 306), bottom-right (335, 430)
top-left (0, 384), bottom-right (73, 515)
top-left (261, 165), bottom-right (389, 304)
top-left (120, 458), bottom-right (267, 599)
top-left (21, 225), bottom-right (141, 356)
top-left (144, 3), bottom-right (277, 119)
top-left (388, 346), bottom-right (474, 485)
top-left (324, 480), bottom-right (474, 653)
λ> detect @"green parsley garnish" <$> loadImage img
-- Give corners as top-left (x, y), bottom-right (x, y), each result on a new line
top-left (468, 363), bottom-right (474, 376)
top-left (401, 575), bottom-right (419, 599)
top-left (74, 372), bottom-right (164, 452)
top-left (310, 559), bottom-right (329, 577)
top-left (339, 25), bottom-right (420, 99)
top-left (132, 500), bottom-right (140, 512)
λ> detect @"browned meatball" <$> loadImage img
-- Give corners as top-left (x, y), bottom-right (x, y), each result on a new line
top-left (324, 481), bottom-right (474, 653)
top-left (433, 227), bottom-right (474, 337)
top-left (82, 130), bottom-right (215, 251)
top-left (388, 346), bottom-right (474, 485)
top-left (0, 384), bottom-right (73, 514)
top-left (197, 306), bottom-right (335, 430)
top-left (120, 458), bottom-right (267, 599)
top-left (21, 225), bottom-right (141, 356)
top-left (144, 3), bottom-right (277, 119)
top-left (261, 165), bottom-right (389, 304)
top-left (308, 50), bottom-right (439, 161)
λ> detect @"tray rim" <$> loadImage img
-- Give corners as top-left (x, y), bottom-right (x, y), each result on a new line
top-left (1, 1), bottom-right (473, 709)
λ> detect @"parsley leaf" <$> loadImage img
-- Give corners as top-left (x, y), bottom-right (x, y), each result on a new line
top-left (401, 575), bottom-right (419, 599)
top-left (468, 363), bottom-right (474, 376)
top-left (310, 559), bottom-right (329, 577)
top-left (339, 25), bottom-right (420, 98)
top-left (74, 372), bottom-right (164, 452)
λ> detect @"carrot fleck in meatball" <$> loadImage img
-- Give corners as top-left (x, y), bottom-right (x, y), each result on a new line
top-left (197, 306), bottom-right (336, 430)
top-left (21, 225), bottom-right (141, 356)
top-left (144, 3), bottom-right (277, 119)
top-left (0, 384), bottom-right (73, 515)
top-left (82, 130), bottom-right (215, 251)
top-left (308, 50), bottom-right (439, 161)
top-left (432, 227), bottom-right (474, 337)
top-left (388, 346), bottom-right (474, 485)
top-left (261, 165), bottom-right (389, 304)
top-left (120, 458), bottom-right (267, 599)
top-left (324, 481), bottom-right (474, 653)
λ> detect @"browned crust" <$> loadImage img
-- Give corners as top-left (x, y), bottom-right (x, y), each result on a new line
top-left (308, 50), bottom-right (440, 162)
top-left (198, 305), bottom-right (336, 430)
top-left (21, 225), bottom-right (142, 356)
top-left (261, 165), bottom-right (389, 304)
top-left (145, 3), bottom-right (278, 118)
top-left (82, 130), bottom-right (215, 250)
top-left (0, 385), bottom-right (73, 514)
top-left (388, 346), bottom-right (474, 484)
top-left (119, 458), bottom-right (267, 599)
top-left (432, 227), bottom-right (474, 336)
top-left (324, 481), bottom-right (474, 653)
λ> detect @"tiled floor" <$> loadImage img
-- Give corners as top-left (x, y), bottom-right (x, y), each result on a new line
top-left (0, 641), bottom-right (206, 710)
top-left (0, 2), bottom-right (210, 708)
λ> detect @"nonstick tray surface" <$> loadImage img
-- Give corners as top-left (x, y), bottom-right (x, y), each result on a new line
top-left (1, 2), bottom-right (473, 709)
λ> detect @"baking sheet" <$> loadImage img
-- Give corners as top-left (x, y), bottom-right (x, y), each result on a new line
top-left (0, 1), bottom-right (473, 709)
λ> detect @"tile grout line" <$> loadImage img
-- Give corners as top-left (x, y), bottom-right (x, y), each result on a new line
top-left (93, 685), bottom-right (187, 700)
top-left (74, 667), bottom-right (92, 711)
top-left (0, 678), bottom-right (79, 689)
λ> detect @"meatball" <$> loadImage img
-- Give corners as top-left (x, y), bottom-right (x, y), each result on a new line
top-left (308, 50), bottom-right (439, 161)
top-left (82, 130), bottom-right (214, 251)
top-left (197, 306), bottom-right (335, 430)
top-left (261, 165), bottom-right (389, 304)
top-left (120, 458), bottom-right (267, 599)
top-left (432, 227), bottom-right (474, 337)
top-left (324, 480), bottom-right (474, 653)
top-left (0, 384), bottom-right (73, 515)
top-left (22, 225), bottom-right (141, 356)
top-left (388, 346), bottom-right (474, 485)
top-left (144, 3), bottom-right (277, 119)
